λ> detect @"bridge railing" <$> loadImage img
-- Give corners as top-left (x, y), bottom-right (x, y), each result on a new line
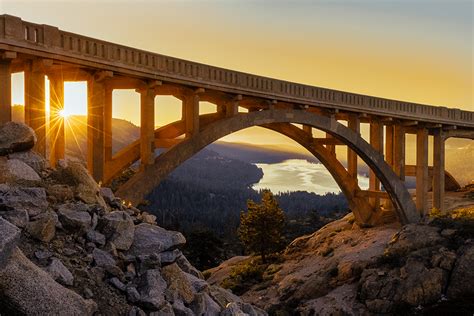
top-left (0, 15), bottom-right (472, 127)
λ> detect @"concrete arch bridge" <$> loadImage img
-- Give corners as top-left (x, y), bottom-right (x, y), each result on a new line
top-left (0, 15), bottom-right (473, 226)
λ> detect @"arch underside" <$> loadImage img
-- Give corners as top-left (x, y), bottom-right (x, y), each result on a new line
top-left (115, 109), bottom-right (420, 225)
top-left (260, 123), bottom-right (377, 225)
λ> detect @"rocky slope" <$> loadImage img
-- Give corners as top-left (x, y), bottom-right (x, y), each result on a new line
top-left (207, 206), bottom-right (474, 315)
top-left (0, 121), bottom-right (266, 316)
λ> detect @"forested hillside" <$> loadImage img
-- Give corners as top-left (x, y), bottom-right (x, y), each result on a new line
top-left (143, 148), bottom-right (349, 267)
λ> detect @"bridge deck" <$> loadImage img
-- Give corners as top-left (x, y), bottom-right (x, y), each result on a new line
top-left (0, 14), bottom-right (472, 128)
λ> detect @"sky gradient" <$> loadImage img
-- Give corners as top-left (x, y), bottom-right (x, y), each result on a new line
top-left (2, 0), bottom-right (473, 146)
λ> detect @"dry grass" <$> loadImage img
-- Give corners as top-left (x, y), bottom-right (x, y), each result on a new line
top-left (431, 205), bottom-right (474, 220)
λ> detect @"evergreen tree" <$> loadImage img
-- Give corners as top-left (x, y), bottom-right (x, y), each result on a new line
top-left (238, 190), bottom-right (286, 263)
top-left (184, 228), bottom-right (224, 271)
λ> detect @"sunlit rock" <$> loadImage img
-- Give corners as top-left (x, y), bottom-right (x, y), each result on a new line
top-left (127, 223), bottom-right (186, 257)
top-left (52, 159), bottom-right (107, 209)
top-left (189, 292), bottom-right (221, 315)
top-left (8, 150), bottom-right (48, 173)
top-left (0, 122), bottom-right (36, 156)
top-left (176, 252), bottom-right (204, 279)
top-left (0, 248), bottom-right (96, 315)
top-left (137, 269), bottom-right (167, 310)
top-left (86, 229), bottom-right (106, 246)
top-left (26, 211), bottom-right (58, 242)
top-left (92, 248), bottom-right (116, 269)
top-left (161, 263), bottom-right (196, 304)
top-left (0, 184), bottom-right (48, 217)
top-left (57, 203), bottom-right (92, 233)
top-left (447, 244), bottom-right (474, 299)
top-left (44, 257), bottom-right (74, 286)
top-left (98, 211), bottom-right (135, 251)
top-left (0, 158), bottom-right (41, 186)
top-left (0, 217), bottom-right (20, 268)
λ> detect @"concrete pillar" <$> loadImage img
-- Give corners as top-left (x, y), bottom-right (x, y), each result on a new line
top-left (140, 88), bottom-right (155, 167)
top-left (432, 129), bottom-right (445, 212)
top-left (385, 125), bottom-right (394, 167)
top-left (87, 78), bottom-right (106, 182)
top-left (369, 120), bottom-right (383, 209)
top-left (104, 87), bottom-right (113, 162)
top-left (49, 76), bottom-right (65, 168)
top-left (303, 124), bottom-right (312, 136)
top-left (25, 66), bottom-right (46, 156)
top-left (326, 133), bottom-right (335, 155)
top-left (383, 124), bottom-right (395, 210)
top-left (393, 125), bottom-right (405, 180)
top-left (216, 104), bottom-right (225, 117)
top-left (416, 127), bottom-right (429, 216)
top-left (225, 100), bottom-right (238, 118)
top-left (0, 60), bottom-right (12, 124)
top-left (326, 113), bottom-right (336, 156)
top-left (347, 115), bottom-right (359, 181)
top-left (183, 93), bottom-right (199, 137)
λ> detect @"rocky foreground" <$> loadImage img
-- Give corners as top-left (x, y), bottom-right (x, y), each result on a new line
top-left (208, 205), bottom-right (474, 315)
top-left (0, 121), bottom-right (266, 315)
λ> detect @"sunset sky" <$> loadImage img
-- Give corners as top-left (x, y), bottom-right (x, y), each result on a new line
top-left (2, 0), bottom-right (473, 147)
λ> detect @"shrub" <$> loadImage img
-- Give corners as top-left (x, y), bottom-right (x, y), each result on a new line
top-left (221, 257), bottom-right (268, 295)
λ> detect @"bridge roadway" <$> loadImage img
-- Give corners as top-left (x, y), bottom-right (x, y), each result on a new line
top-left (0, 15), bottom-right (473, 227)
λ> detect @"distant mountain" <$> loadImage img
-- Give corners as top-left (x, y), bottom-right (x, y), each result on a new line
top-left (208, 142), bottom-right (316, 164)
top-left (165, 147), bottom-right (263, 191)
top-left (445, 141), bottom-right (474, 186)
top-left (61, 115), bottom-right (140, 158)
top-left (12, 106), bottom-right (140, 159)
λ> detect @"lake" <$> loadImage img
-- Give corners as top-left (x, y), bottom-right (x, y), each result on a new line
top-left (253, 159), bottom-right (369, 195)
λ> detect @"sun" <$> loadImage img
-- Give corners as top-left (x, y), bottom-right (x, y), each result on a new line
top-left (58, 109), bottom-right (69, 118)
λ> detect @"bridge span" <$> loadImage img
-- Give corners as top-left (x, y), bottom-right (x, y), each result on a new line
top-left (0, 15), bottom-right (473, 226)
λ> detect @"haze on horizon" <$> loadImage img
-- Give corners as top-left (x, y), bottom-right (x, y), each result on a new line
top-left (3, 0), bottom-right (473, 150)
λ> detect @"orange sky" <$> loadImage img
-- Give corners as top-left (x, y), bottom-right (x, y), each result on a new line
top-left (3, 0), bottom-right (473, 147)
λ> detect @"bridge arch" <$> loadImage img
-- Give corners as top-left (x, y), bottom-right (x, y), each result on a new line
top-left (116, 109), bottom-right (420, 225)
top-left (260, 123), bottom-right (376, 225)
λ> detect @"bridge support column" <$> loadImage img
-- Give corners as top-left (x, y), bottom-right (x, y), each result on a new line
top-left (25, 63), bottom-right (46, 156)
top-left (0, 59), bottom-right (12, 124)
top-left (432, 129), bottom-right (445, 212)
top-left (183, 92), bottom-right (200, 137)
top-left (49, 75), bottom-right (65, 168)
top-left (87, 76), bottom-right (108, 182)
top-left (303, 124), bottom-right (312, 136)
top-left (139, 87), bottom-right (155, 167)
top-left (383, 124), bottom-right (395, 210)
top-left (416, 127), bottom-right (429, 216)
top-left (104, 86), bottom-right (113, 163)
top-left (326, 113), bottom-right (336, 156)
top-left (347, 115), bottom-right (360, 181)
top-left (225, 99), bottom-right (239, 118)
top-left (393, 125), bottom-right (405, 180)
top-left (385, 125), bottom-right (394, 167)
top-left (369, 120), bottom-right (383, 209)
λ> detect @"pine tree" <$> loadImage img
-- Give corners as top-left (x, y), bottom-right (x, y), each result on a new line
top-left (238, 190), bottom-right (286, 263)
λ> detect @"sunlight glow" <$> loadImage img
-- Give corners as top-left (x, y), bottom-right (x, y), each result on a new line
top-left (58, 109), bottom-right (68, 118)
top-left (64, 82), bottom-right (87, 116)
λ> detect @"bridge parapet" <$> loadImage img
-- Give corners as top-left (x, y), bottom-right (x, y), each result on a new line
top-left (0, 14), bottom-right (472, 128)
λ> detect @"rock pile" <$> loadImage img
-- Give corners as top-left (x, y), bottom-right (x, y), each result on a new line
top-left (0, 122), bottom-right (266, 316)
top-left (208, 214), bottom-right (474, 315)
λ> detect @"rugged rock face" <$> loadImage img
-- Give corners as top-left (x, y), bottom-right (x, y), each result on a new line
top-left (208, 213), bottom-right (474, 314)
top-left (447, 244), bottom-right (474, 299)
top-left (0, 247), bottom-right (97, 316)
top-left (0, 122), bottom-right (266, 316)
